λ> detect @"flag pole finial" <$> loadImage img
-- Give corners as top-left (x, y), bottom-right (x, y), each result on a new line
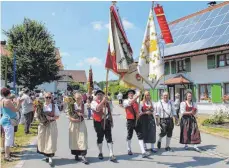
top-left (112, 1), bottom-right (117, 5)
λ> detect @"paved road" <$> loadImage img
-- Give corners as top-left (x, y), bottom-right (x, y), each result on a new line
top-left (18, 104), bottom-right (229, 168)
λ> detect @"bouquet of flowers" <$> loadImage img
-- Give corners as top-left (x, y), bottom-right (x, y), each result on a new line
top-left (33, 99), bottom-right (50, 126)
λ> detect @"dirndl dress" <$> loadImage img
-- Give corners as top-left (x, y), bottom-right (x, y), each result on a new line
top-left (180, 102), bottom-right (201, 144)
top-left (140, 101), bottom-right (156, 144)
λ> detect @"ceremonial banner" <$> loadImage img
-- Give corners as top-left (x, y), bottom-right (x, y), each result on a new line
top-left (105, 4), bottom-right (143, 89)
top-left (88, 67), bottom-right (94, 94)
top-left (154, 4), bottom-right (173, 44)
top-left (137, 8), bottom-right (164, 88)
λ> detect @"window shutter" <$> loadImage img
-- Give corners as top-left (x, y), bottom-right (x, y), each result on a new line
top-left (207, 55), bottom-right (216, 69)
top-left (185, 58), bottom-right (191, 72)
top-left (165, 62), bottom-right (170, 75)
top-left (192, 85), bottom-right (197, 102)
top-left (171, 61), bottom-right (176, 74)
top-left (211, 84), bottom-right (222, 103)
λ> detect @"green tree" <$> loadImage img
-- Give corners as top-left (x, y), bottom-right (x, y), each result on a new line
top-left (4, 18), bottom-right (60, 90)
top-left (1, 55), bottom-right (13, 83)
top-left (69, 81), bottom-right (87, 93)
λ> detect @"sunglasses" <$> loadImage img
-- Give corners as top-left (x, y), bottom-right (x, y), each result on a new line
top-left (45, 97), bottom-right (52, 99)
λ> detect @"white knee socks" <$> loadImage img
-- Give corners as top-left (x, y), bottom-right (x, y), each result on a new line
top-left (127, 140), bottom-right (131, 151)
top-left (151, 143), bottom-right (154, 149)
top-left (107, 143), bottom-right (114, 157)
top-left (166, 137), bottom-right (171, 148)
top-left (97, 143), bottom-right (103, 153)
top-left (158, 136), bottom-right (162, 142)
top-left (138, 140), bottom-right (146, 154)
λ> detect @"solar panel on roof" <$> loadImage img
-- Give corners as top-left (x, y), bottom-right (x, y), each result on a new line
top-left (218, 4), bottom-right (229, 15)
top-left (164, 3), bottom-right (229, 56)
top-left (200, 27), bottom-right (217, 40)
top-left (221, 12), bottom-right (229, 24)
top-left (199, 11), bottom-right (211, 22)
top-left (208, 7), bottom-right (221, 18)
top-left (213, 34), bottom-right (229, 46)
top-left (212, 23), bottom-right (229, 37)
top-left (210, 14), bottom-right (226, 27)
top-left (199, 19), bottom-right (213, 30)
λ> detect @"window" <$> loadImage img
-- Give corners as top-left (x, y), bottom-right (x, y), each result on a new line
top-left (164, 62), bottom-right (170, 75)
top-left (207, 55), bottom-right (216, 69)
top-left (171, 61), bottom-right (176, 74)
top-left (177, 60), bottom-right (186, 72)
top-left (217, 54), bottom-right (229, 67)
top-left (199, 84), bottom-right (211, 101)
top-left (225, 83), bottom-right (229, 95)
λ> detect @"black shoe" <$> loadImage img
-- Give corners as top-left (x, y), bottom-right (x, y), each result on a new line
top-left (82, 156), bottom-right (89, 164)
top-left (165, 147), bottom-right (173, 152)
top-left (109, 155), bottom-right (117, 162)
top-left (45, 157), bottom-right (49, 162)
top-left (128, 150), bottom-right (133, 155)
top-left (157, 141), bottom-right (161, 149)
top-left (98, 153), bottom-right (103, 160)
top-left (75, 155), bottom-right (80, 161)
top-left (142, 152), bottom-right (151, 158)
top-left (151, 148), bottom-right (157, 153)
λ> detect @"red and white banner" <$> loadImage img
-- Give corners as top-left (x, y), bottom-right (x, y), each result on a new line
top-left (154, 4), bottom-right (173, 44)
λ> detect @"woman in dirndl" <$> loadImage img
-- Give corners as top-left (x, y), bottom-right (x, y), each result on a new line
top-left (68, 93), bottom-right (88, 164)
top-left (180, 91), bottom-right (201, 152)
top-left (139, 91), bottom-right (157, 153)
top-left (37, 92), bottom-right (60, 165)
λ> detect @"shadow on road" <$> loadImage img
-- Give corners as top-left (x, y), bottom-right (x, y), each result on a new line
top-left (156, 156), bottom-right (223, 168)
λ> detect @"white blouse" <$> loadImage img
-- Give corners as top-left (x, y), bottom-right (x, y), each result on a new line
top-left (43, 103), bottom-right (60, 116)
top-left (74, 102), bottom-right (87, 114)
top-left (139, 101), bottom-right (155, 114)
top-left (180, 101), bottom-right (198, 114)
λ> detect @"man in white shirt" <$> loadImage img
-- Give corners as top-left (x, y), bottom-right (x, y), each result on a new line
top-left (156, 91), bottom-right (177, 152)
top-left (21, 88), bottom-right (34, 134)
top-left (91, 90), bottom-right (116, 162)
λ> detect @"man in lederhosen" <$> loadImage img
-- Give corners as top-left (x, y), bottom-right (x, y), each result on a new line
top-left (156, 91), bottom-right (177, 151)
top-left (123, 89), bottom-right (150, 158)
top-left (91, 90), bottom-right (116, 162)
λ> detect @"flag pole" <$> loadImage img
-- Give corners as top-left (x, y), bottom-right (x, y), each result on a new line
top-left (103, 69), bottom-right (109, 130)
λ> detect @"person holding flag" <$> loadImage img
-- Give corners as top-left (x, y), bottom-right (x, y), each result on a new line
top-left (123, 89), bottom-right (151, 158)
top-left (91, 90), bottom-right (116, 162)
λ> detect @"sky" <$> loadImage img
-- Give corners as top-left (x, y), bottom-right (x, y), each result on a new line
top-left (1, 1), bottom-right (211, 82)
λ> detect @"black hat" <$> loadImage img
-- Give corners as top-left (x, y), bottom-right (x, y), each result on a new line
top-left (95, 90), bottom-right (105, 96)
top-left (126, 89), bottom-right (136, 95)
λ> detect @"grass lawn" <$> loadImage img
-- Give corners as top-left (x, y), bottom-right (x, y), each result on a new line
top-left (197, 114), bottom-right (229, 139)
top-left (1, 121), bottom-right (38, 168)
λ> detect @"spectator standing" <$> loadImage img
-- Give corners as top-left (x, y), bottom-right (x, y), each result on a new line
top-left (21, 88), bottom-right (34, 134)
top-left (117, 92), bottom-right (123, 106)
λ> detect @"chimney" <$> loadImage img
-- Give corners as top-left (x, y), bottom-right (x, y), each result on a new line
top-left (1, 41), bottom-right (6, 45)
top-left (208, 1), bottom-right (217, 7)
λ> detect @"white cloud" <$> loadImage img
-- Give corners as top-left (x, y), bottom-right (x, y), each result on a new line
top-left (122, 18), bottom-right (134, 29)
top-left (60, 52), bottom-right (70, 57)
top-left (52, 12), bottom-right (56, 16)
top-left (104, 23), bottom-right (109, 29)
top-left (76, 61), bottom-right (83, 67)
top-left (91, 21), bottom-right (103, 31)
top-left (84, 57), bottom-right (102, 65)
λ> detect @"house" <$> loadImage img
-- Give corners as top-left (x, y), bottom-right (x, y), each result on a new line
top-left (150, 1), bottom-right (229, 114)
top-left (56, 70), bottom-right (87, 91)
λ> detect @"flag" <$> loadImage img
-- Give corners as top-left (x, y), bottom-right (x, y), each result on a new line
top-left (137, 8), bottom-right (164, 89)
top-left (88, 66), bottom-right (94, 94)
top-left (105, 4), bottom-right (143, 89)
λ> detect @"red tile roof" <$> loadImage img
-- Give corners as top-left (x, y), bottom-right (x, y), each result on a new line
top-left (0, 43), bottom-right (11, 56)
top-left (164, 74), bottom-right (191, 85)
top-left (169, 1), bottom-right (229, 25)
top-left (59, 70), bottom-right (87, 83)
